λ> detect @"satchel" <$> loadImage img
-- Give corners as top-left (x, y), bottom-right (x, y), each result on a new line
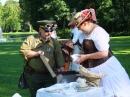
top-left (18, 72), bottom-right (28, 89)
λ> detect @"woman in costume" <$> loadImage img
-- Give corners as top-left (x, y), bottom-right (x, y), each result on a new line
top-left (69, 25), bottom-right (82, 72)
top-left (70, 8), bottom-right (130, 96)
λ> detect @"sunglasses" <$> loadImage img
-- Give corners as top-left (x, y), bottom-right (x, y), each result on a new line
top-left (43, 28), bottom-right (53, 32)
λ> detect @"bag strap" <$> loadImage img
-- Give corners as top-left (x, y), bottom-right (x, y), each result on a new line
top-left (40, 54), bottom-right (56, 78)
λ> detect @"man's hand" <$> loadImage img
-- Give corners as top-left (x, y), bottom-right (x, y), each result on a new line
top-left (36, 50), bottom-right (44, 56)
top-left (59, 67), bottom-right (67, 72)
top-left (26, 50), bottom-right (44, 58)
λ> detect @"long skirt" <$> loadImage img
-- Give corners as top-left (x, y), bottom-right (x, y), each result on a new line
top-left (89, 56), bottom-right (130, 97)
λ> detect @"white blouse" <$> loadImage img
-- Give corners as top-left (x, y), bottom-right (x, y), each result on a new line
top-left (79, 26), bottom-right (110, 51)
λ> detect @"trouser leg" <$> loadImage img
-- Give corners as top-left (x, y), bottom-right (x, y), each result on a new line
top-left (25, 75), bottom-right (42, 97)
top-left (25, 72), bottom-right (56, 97)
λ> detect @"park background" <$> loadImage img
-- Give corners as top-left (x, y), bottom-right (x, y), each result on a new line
top-left (0, 0), bottom-right (130, 37)
top-left (0, 0), bottom-right (130, 97)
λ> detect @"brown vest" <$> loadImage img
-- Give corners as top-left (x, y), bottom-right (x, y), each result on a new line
top-left (81, 39), bottom-right (113, 68)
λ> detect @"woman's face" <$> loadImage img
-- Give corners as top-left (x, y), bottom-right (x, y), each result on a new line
top-left (77, 21), bottom-right (86, 31)
top-left (53, 24), bottom-right (57, 30)
top-left (77, 21), bottom-right (91, 33)
top-left (77, 22), bottom-right (84, 30)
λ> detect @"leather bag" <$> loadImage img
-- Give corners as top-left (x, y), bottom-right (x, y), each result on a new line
top-left (18, 72), bottom-right (28, 89)
top-left (60, 39), bottom-right (74, 62)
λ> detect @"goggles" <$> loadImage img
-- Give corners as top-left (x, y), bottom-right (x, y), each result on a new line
top-left (40, 24), bottom-right (53, 32)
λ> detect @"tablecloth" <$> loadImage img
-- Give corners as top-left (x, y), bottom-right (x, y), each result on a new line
top-left (36, 82), bottom-right (104, 97)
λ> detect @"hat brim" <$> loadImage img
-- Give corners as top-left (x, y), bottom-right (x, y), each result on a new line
top-left (37, 20), bottom-right (55, 25)
top-left (76, 12), bottom-right (91, 27)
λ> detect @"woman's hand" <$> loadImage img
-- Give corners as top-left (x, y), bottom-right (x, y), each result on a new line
top-left (76, 50), bottom-right (108, 64)
top-left (76, 54), bottom-right (88, 64)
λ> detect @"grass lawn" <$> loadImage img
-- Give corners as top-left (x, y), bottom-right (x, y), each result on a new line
top-left (0, 41), bottom-right (30, 97)
top-left (110, 36), bottom-right (130, 74)
top-left (0, 36), bottom-right (130, 97)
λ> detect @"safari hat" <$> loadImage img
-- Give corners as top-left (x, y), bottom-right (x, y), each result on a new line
top-left (37, 20), bottom-right (56, 32)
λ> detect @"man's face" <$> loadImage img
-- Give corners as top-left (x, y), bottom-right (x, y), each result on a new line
top-left (39, 27), bottom-right (52, 38)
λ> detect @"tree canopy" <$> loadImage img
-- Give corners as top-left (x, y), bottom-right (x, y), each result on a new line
top-left (0, 0), bottom-right (130, 36)
top-left (1, 0), bottom-right (21, 32)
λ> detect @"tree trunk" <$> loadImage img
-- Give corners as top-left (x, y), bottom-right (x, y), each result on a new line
top-left (27, 21), bottom-right (32, 32)
top-left (62, 16), bottom-right (66, 37)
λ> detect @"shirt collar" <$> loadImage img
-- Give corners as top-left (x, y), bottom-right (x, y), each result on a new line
top-left (35, 34), bottom-right (53, 44)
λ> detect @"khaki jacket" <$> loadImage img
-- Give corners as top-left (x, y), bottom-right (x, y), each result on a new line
top-left (20, 34), bottom-right (65, 72)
